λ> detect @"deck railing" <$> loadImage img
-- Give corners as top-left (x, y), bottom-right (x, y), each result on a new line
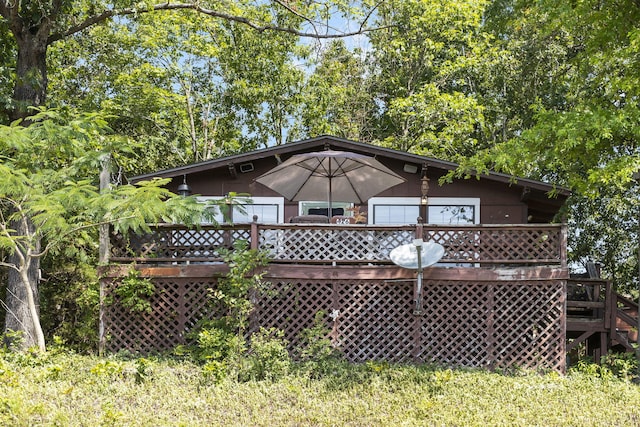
top-left (109, 222), bottom-right (567, 267)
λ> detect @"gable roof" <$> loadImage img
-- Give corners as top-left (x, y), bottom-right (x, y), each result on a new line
top-left (132, 135), bottom-right (570, 198)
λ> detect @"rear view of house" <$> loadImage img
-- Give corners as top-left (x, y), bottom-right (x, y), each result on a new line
top-left (101, 135), bottom-right (605, 372)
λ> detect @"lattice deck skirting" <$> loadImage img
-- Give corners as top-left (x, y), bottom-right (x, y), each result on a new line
top-left (101, 265), bottom-right (566, 372)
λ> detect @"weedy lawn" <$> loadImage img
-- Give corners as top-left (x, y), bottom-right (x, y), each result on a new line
top-left (1, 351), bottom-right (639, 426)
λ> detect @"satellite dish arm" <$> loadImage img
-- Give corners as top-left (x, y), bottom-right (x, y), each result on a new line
top-left (414, 239), bottom-right (424, 315)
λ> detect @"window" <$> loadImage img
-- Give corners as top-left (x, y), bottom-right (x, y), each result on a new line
top-left (367, 197), bottom-right (420, 224)
top-left (367, 197), bottom-right (480, 225)
top-left (298, 201), bottom-right (352, 218)
top-left (426, 198), bottom-right (479, 225)
top-left (197, 196), bottom-right (284, 224)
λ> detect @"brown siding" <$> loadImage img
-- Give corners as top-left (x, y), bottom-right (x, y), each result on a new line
top-left (164, 153), bottom-right (544, 225)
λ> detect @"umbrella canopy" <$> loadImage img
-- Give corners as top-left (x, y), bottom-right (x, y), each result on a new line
top-left (255, 150), bottom-right (406, 214)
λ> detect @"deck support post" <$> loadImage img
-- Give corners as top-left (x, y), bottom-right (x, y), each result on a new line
top-left (250, 216), bottom-right (259, 250)
top-left (98, 154), bottom-right (111, 357)
top-left (413, 239), bottom-right (424, 315)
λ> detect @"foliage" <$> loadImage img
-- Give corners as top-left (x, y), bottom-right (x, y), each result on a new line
top-left (38, 254), bottom-right (100, 351)
top-left (449, 0), bottom-right (640, 289)
top-left (188, 240), bottom-right (274, 381)
top-left (194, 324), bottom-right (245, 365)
top-left (297, 311), bottom-right (343, 377)
top-left (213, 239), bottom-right (270, 332)
top-left (367, 0), bottom-right (491, 161)
top-left (112, 268), bottom-right (155, 314)
top-left (2, 352), bottom-right (640, 426)
top-left (244, 327), bottom-right (291, 381)
top-left (571, 351), bottom-right (639, 383)
top-left (0, 109), bottom-right (211, 350)
top-left (300, 40), bottom-right (375, 141)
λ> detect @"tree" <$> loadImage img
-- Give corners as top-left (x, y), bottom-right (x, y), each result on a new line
top-left (455, 0), bottom-right (640, 291)
top-left (299, 40), bottom-right (376, 141)
top-left (0, 1), bottom-right (381, 348)
top-left (0, 110), bottom-right (208, 350)
top-left (45, 8), bottom-right (306, 166)
top-left (0, 1), bottom-right (380, 123)
top-left (366, 0), bottom-right (490, 162)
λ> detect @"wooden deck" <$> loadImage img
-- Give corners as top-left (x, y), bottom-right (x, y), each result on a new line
top-left (100, 222), bottom-right (635, 370)
top-left (109, 222), bottom-right (567, 267)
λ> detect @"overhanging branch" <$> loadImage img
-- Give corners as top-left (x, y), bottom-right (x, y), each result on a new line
top-left (33, 215), bottom-right (138, 259)
top-left (48, 1), bottom-right (386, 44)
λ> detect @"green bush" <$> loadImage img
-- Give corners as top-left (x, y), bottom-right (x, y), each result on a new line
top-left (194, 324), bottom-right (245, 364)
top-left (570, 350), bottom-right (639, 382)
top-left (245, 327), bottom-right (291, 381)
top-left (113, 267), bottom-right (155, 314)
top-left (296, 311), bottom-right (343, 377)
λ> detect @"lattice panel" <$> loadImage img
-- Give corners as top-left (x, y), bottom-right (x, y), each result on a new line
top-left (105, 278), bottom-right (217, 353)
top-left (424, 230), bottom-right (481, 263)
top-left (424, 228), bottom-right (561, 263)
top-left (113, 224), bottom-right (564, 265)
top-left (478, 230), bottom-right (560, 261)
top-left (492, 281), bottom-right (565, 371)
top-left (419, 282), bottom-right (490, 366)
top-left (111, 226), bottom-right (251, 261)
top-left (336, 281), bottom-right (417, 362)
top-left (250, 281), bottom-right (334, 352)
top-left (103, 271), bottom-right (566, 371)
top-left (263, 228), bottom-right (414, 262)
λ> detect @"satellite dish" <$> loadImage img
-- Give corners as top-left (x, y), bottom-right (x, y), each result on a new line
top-left (389, 241), bottom-right (445, 269)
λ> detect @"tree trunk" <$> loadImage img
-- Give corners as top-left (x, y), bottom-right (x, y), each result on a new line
top-left (10, 28), bottom-right (49, 122)
top-left (5, 218), bottom-right (44, 350)
top-left (2, 13), bottom-right (49, 350)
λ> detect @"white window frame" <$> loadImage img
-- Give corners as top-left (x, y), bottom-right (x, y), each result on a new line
top-left (367, 197), bottom-right (421, 225)
top-left (197, 196), bottom-right (284, 224)
top-left (367, 197), bottom-right (481, 225)
top-left (426, 197), bottom-right (480, 224)
top-left (297, 201), bottom-right (354, 218)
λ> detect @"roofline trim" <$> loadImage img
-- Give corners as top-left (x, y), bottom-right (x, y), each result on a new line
top-left (131, 135), bottom-right (570, 196)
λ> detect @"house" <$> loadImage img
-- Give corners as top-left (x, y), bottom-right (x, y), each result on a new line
top-left (100, 136), bottom-right (633, 371)
top-left (132, 135), bottom-right (568, 225)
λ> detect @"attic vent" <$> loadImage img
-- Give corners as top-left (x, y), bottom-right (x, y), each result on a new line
top-left (239, 162), bottom-right (254, 173)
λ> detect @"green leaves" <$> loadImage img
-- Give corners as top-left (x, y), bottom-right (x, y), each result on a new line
top-left (367, 0), bottom-right (491, 160)
top-left (0, 110), bottom-right (210, 262)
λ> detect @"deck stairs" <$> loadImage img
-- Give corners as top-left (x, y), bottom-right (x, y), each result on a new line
top-left (611, 293), bottom-right (638, 351)
top-left (566, 277), bottom-right (638, 360)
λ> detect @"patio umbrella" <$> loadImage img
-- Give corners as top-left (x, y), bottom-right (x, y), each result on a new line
top-left (255, 150), bottom-right (406, 216)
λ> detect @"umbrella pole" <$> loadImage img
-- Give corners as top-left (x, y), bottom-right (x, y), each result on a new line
top-left (328, 176), bottom-right (332, 218)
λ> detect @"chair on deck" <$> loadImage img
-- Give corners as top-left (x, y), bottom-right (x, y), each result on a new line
top-left (289, 215), bottom-right (330, 224)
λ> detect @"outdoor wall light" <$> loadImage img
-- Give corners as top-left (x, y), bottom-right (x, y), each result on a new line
top-left (420, 166), bottom-right (429, 205)
top-left (177, 174), bottom-right (192, 197)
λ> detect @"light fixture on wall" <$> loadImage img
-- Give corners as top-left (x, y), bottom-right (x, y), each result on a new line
top-left (403, 163), bottom-right (418, 174)
top-left (177, 174), bottom-right (192, 197)
top-left (421, 165), bottom-right (429, 205)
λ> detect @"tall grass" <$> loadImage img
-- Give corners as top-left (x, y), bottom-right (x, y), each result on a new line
top-left (1, 350), bottom-right (639, 426)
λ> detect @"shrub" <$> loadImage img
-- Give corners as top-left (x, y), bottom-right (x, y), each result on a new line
top-left (570, 350), bottom-right (639, 382)
top-left (245, 327), bottom-right (291, 381)
top-left (296, 311), bottom-right (343, 377)
top-left (600, 351), bottom-right (639, 382)
top-left (194, 324), bottom-right (246, 364)
top-left (113, 267), bottom-right (155, 314)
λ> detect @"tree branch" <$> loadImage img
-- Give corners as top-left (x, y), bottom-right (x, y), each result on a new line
top-left (274, 0), bottom-right (321, 37)
top-left (0, 260), bottom-right (20, 273)
top-left (49, 2), bottom-right (385, 44)
top-left (0, 0), bottom-right (24, 38)
top-left (0, 0), bottom-right (18, 23)
top-left (32, 215), bottom-right (137, 259)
